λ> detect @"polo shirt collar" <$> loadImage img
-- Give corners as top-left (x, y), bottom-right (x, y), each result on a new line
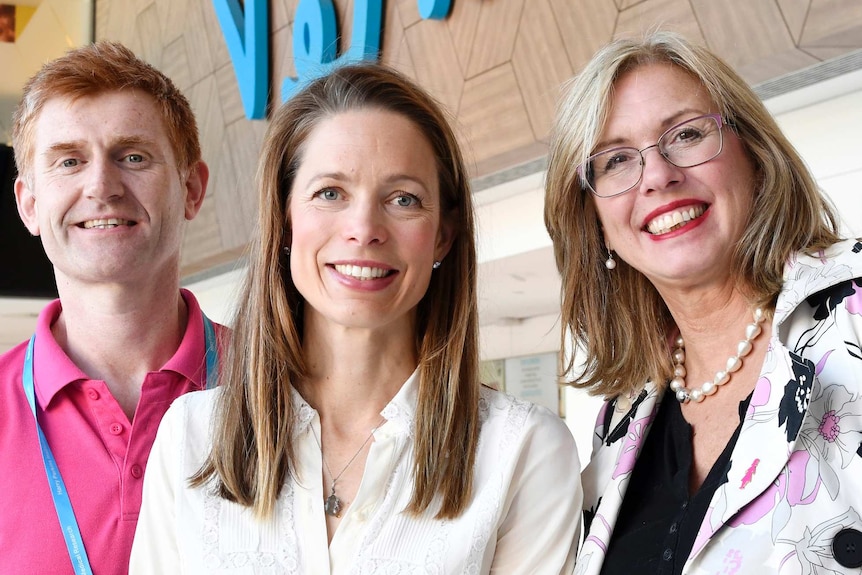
top-left (32, 289), bottom-right (208, 409)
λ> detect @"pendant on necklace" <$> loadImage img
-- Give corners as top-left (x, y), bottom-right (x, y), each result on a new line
top-left (324, 485), bottom-right (342, 517)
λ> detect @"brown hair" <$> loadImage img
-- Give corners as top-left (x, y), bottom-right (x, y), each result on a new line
top-left (12, 41), bottom-right (200, 179)
top-left (544, 31), bottom-right (841, 398)
top-left (192, 63), bottom-right (480, 519)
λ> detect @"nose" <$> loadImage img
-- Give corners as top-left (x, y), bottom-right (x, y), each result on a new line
top-left (638, 144), bottom-right (683, 193)
top-left (84, 156), bottom-right (124, 202)
top-left (344, 197), bottom-right (387, 245)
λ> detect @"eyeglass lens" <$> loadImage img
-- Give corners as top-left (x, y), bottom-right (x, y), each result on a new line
top-left (585, 114), bottom-right (724, 197)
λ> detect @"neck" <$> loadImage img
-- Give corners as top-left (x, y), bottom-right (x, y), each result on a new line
top-left (52, 278), bottom-right (187, 418)
top-left (659, 283), bottom-right (754, 345)
top-left (298, 319), bottom-right (417, 426)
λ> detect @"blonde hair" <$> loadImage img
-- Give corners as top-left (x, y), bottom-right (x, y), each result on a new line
top-left (12, 41), bottom-right (200, 180)
top-left (544, 31), bottom-right (841, 398)
top-left (192, 63), bottom-right (480, 519)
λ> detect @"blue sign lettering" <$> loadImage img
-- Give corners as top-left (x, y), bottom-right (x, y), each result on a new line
top-left (417, 0), bottom-right (451, 19)
top-left (281, 0), bottom-right (383, 101)
top-left (214, 0), bottom-right (454, 118)
top-left (212, 0), bottom-right (268, 119)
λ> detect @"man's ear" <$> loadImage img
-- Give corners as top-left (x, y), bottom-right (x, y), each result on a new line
top-left (14, 177), bottom-right (40, 236)
top-left (183, 160), bottom-right (209, 220)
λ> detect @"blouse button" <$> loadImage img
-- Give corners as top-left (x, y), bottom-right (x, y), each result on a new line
top-left (669, 522), bottom-right (678, 534)
top-left (87, 389), bottom-right (99, 400)
top-left (130, 464), bottom-right (143, 479)
top-left (662, 549), bottom-right (673, 561)
top-left (109, 423), bottom-right (123, 435)
top-left (833, 528), bottom-right (862, 568)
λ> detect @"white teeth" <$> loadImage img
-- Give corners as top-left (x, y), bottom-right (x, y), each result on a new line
top-left (647, 205), bottom-right (705, 235)
top-left (334, 264), bottom-right (389, 280)
top-left (82, 218), bottom-right (130, 229)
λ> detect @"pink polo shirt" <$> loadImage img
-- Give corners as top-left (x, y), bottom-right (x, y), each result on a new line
top-left (0, 289), bottom-right (224, 575)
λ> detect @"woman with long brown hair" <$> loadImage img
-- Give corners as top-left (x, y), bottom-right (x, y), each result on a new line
top-left (131, 63), bottom-right (581, 574)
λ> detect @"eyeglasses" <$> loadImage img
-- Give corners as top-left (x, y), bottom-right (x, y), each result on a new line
top-left (579, 113), bottom-right (730, 198)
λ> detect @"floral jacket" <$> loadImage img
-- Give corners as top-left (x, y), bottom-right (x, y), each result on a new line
top-left (577, 239), bottom-right (862, 575)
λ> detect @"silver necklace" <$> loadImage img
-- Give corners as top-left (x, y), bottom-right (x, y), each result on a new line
top-left (670, 308), bottom-right (765, 404)
top-left (310, 420), bottom-right (383, 517)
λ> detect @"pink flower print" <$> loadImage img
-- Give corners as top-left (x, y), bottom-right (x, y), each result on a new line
top-left (740, 459), bottom-right (760, 489)
top-left (802, 383), bottom-right (862, 470)
top-left (845, 279), bottom-right (862, 315)
top-left (818, 410), bottom-right (841, 442)
top-left (729, 451), bottom-right (819, 528)
top-left (611, 417), bottom-right (650, 480)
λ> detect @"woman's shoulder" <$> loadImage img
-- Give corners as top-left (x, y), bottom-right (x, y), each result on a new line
top-left (159, 388), bottom-right (222, 455)
top-left (479, 386), bottom-right (574, 445)
top-left (169, 386), bottom-right (222, 420)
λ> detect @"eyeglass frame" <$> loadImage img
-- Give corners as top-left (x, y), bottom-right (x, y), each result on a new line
top-left (578, 113), bottom-right (734, 198)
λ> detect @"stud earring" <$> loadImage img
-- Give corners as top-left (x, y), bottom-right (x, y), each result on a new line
top-left (432, 261), bottom-right (442, 270)
top-left (283, 246), bottom-right (291, 256)
top-left (604, 249), bottom-right (616, 270)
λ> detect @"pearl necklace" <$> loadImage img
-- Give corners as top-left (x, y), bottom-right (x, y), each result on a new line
top-left (669, 308), bottom-right (765, 404)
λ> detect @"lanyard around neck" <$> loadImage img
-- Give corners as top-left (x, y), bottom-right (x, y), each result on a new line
top-left (22, 313), bottom-right (219, 574)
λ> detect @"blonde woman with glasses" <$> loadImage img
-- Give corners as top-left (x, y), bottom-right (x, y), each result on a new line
top-left (545, 31), bottom-right (862, 574)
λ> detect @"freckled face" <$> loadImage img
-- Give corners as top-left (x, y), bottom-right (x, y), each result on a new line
top-left (592, 63), bottom-right (757, 295)
top-left (15, 90), bottom-right (203, 288)
top-left (287, 109), bottom-right (453, 334)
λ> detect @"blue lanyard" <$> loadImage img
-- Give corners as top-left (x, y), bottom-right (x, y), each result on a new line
top-left (22, 314), bottom-right (219, 574)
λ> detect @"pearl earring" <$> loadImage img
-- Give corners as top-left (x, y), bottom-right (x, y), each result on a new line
top-left (605, 249), bottom-right (616, 270)
top-left (432, 261), bottom-right (441, 270)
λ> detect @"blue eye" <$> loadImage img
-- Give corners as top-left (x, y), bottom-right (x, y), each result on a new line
top-left (393, 194), bottom-right (419, 207)
top-left (316, 188), bottom-right (340, 201)
top-left (62, 159), bottom-right (79, 168)
top-left (126, 154), bottom-right (144, 163)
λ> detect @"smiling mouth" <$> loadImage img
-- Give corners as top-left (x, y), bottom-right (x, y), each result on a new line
top-left (80, 218), bottom-right (135, 230)
top-left (333, 264), bottom-right (394, 280)
top-left (646, 204), bottom-right (707, 235)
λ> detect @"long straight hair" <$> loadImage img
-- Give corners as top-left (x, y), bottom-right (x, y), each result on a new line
top-left (191, 64), bottom-right (480, 519)
top-left (544, 32), bottom-right (841, 398)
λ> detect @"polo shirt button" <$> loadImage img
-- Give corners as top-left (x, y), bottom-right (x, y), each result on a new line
top-left (130, 464), bottom-right (143, 479)
top-left (109, 423), bottom-right (123, 435)
top-left (87, 389), bottom-right (99, 400)
top-left (833, 528), bottom-right (862, 568)
top-left (662, 549), bottom-right (673, 561)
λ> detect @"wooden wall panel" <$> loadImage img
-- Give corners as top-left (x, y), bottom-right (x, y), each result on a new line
top-left (160, 37), bottom-right (192, 93)
top-left (381, 0), bottom-right (415, 78)
top-left (214, 62), bottom-right (245, 126)
top-left (802, 0), bottom-right (862, 48)
top-left (549, 0), bottom-right (616, 73)
top-left (182, 1), bottom-right (216, 85)
top-left (404, 18), bottom-right (464, 113)
top-left (464, 0), bottom-right (525, 79)
top-left (615, 0), bottom-right (706, 45)
top-left (94, 0), bottom-right (862, 278)
top-left (777, 0), bottom-right (810, 43)
top-left (447, 0), bottom-right (481, 77)
top-left (512, 0), bottom-right (574, 141)
top-left (154, 0), bottom-right (188, 47)
top-left (459, 63), bottom-right (536, 168)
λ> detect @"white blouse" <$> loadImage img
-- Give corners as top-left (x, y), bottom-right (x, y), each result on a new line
top-left (130, 371), bottom-right (582, 574)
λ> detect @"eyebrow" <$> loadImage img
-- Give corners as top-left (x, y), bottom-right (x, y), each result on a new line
top-left (593, 107), bottom-right (707, 152)
top-left (42, 136), bottom-right (158, 157)
top-left (306, 171), bottom-right (432, 191)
